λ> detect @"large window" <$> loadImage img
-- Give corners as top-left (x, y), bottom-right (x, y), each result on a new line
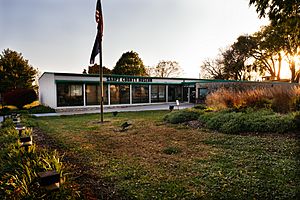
top-left (132, 85), bottom-right (149, 104)
top-left (110, 84), bottom-right (130, 104)
top-left (168, 85), bottom-right (182, 102)
top-left (183, 87), bottom-right (189, 102)
top-left (151, 85), bottom-right (166, 103)
top-left (86, 84), bottom-right (108, 105)
top-left (57, 83), bottom-right (83, 107)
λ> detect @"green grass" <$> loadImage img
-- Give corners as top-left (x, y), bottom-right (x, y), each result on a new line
top-left (29, 110), bottom-right (299, 199)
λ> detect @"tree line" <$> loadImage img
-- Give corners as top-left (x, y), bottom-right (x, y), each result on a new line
top-left (201, 0), bottom-right (299, 83)
top-left (84, 51), bottom-right (183, 78)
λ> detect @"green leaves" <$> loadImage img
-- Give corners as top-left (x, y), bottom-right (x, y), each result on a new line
top-left (0, 49), bottom-right (37, 94)
top-left (112, 51), bottom-right (147, 76)
top-left (249, 0), bottom-right (300, 24)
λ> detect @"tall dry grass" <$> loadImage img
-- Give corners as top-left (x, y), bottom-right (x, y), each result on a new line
top-left (206, 85), bottom-right (300, 113)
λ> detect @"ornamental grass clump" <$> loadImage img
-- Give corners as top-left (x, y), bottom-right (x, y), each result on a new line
top-left (206, 85), bottom-right (300, 113)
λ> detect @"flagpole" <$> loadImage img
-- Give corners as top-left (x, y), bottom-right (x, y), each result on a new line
top-left (98, 0), bottom-right (104, 123)
top-left (99, 35), bottom-right (104, 123)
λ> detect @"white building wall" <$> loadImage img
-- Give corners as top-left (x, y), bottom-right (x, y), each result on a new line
top-left (38, 73), bottom-right (57, 108)
top-left (39, 72), bottom-right (197, 110)
top-left (55, 75), bottom-right (105, 82)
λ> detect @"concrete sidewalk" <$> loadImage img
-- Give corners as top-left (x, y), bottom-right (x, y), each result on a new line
top-left (32, 103), bottom-right (195, 117)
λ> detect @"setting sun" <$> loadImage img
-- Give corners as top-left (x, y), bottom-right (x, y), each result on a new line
top-left (280, 60), bottom-right (292, 79)
top-left (277, 52), bottom-right (300, 80)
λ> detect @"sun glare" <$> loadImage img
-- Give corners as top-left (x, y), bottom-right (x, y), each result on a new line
top-left (280, 60), bottom-right (291, 79)
top-left (278, 52), bottom-right (300, 80)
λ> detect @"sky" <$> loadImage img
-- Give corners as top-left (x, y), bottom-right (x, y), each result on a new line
top-left (0, 0), bottom-right (269, 78)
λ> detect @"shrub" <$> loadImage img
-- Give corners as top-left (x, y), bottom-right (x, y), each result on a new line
top-left (193, 104), bottom-right (207, 110)
top-left (28, 105), bottom-right (55, 114)
top-left (204, 112), bottom-right (243, 132)
top-left (244, 113), bottom-right (295, 133)
top-left (163, 109), bottom-right (201, 124)
top-left (3, 89), bottom-right (37, 109)
top-left (200, 109), bottom-right (296, 134)
top-left (293, 112), bottom-right (300, 130)
top-left (17, 110), bottom-right (29, 115)
top-left (1, 118), bottom-right (14, 128)
top-left (0, 107), bottom-right (11, 115)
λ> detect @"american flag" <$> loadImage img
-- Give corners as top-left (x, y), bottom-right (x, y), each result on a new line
top-left (90, 0), bottom-right (104, 64)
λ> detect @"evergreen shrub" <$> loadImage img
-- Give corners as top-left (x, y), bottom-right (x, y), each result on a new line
top-left (293, 112), bottom-right (300, 130)
top-left (163, 109), bottom-right (201, 124)
top-left (3, 88), bottom-right (37, 109)
top-left (193, 104), bottom-right (207, 110)
top-left (199, 109), bottom-right (296, 134)
top-left (28, 105), bottom-right (55, 114)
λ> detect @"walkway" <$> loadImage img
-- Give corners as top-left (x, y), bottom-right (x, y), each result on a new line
top-left (32, 103), bottom-right (195, 117)
top-left (0, 103), bottom-right (194, 122)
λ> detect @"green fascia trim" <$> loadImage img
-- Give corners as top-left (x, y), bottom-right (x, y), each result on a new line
top-left (55, 80), bottom-right (184, 85)
top-left (182, 81), bottom-right (199, 85)
top-left (43, 72), bottom-right (299, 85)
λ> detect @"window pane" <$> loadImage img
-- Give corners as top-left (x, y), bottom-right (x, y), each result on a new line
top-left (151, 85), bottom-right (166, 103)
top-left (86, 84), bottom-right (108, 105)
top-left (158, 85), bottom-right (166, 102)
top-left (110, 85), bottom-right (119, 104)
top-left (110, 84), bottom-right (130, 104)
top-left (57, 83), bottom-right (83, 107)
top-left (120, 85), bottom-right (130, 104)
top-left (183, 87), bottom-right (189, 102)
top-left (132, 85), bottom-right (149, 104)
top-left (168, 85), bottom-right (182, 102)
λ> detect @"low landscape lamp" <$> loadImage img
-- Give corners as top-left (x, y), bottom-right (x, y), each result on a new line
top-left (38, 170), bottom-right (60, 191)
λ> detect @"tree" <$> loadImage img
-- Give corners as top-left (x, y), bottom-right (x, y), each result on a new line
top-left (112, 51), bottom-right (146, 76)
top-left (249, 0), bottom-right (300, 82)
top-left (0, 49), bottom-right (37, 95)
top-left (249, 0), bottom-right (300, 24)
top-left (250, 26), bottom-right (284, 80)
top-left (201, 36), bottom-right (261, 81)
top-left (87, 64), bottom-right (112, 74)
top-left (200, 57), bottom-right (227, 79)
top-left (252, 23), bottom-right (299, 82)
top-left (221, 36), bottom-right (259, 80)
top-left (150, 60), bottom-right (183, 78)
top-left (278, 19), bottom-right (300, 82)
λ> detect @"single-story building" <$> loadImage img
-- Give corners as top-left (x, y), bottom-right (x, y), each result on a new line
top-left (39, 72), bottom-right (297, 111)
top-left (39, 72), bottom-right (199, 111)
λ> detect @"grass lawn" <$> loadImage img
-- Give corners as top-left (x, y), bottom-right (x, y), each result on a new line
top-left (32, 110), bottom-right (299, 199)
